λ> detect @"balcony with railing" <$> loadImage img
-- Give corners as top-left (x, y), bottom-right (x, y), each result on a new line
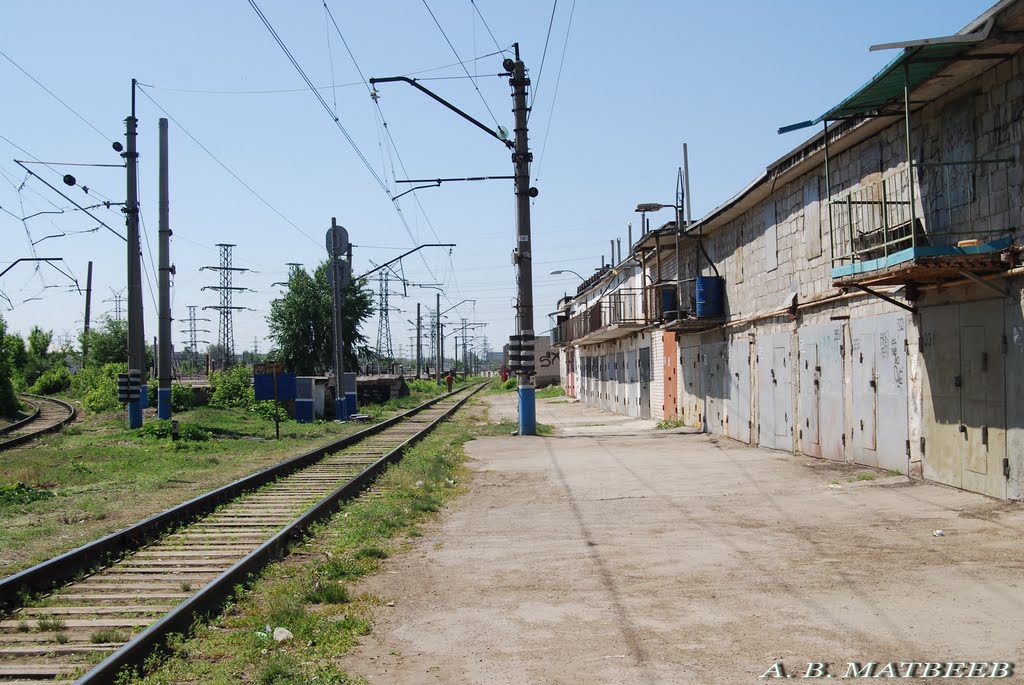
top-left (556, 288), bottom-right (647, 345)
top-left (829, 161), bottom-right (1015, 286)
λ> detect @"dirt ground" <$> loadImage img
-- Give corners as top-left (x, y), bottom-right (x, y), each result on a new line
top-left (340, 394), bottom-right (1024, 684)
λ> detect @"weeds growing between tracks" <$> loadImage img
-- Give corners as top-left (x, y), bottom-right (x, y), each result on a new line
top-left (120, 404), bottom-right (483, 685)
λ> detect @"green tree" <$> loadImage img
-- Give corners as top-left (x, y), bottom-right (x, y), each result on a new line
top-left (81, 317), bottom-right (127, 366)
top-left (0, 315), bottom-right (19, 416)
top-left (266, 262), bottom-right (374, 375)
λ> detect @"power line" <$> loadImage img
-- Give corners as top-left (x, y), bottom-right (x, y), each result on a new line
top-left (322, 3), bottom-right (452, 292)
top-left (420, 0), bottom-right (502, 130)
top-left (135, 86), bottom-right (320, 250)
top-left (533, 0), bottom-right (576, 183)
top-left (245, 0), bottom-right (388, 192)
top-left (529, 0), bottom-right (559, 118)
top-left (470, 0), bottom-right (507, 56)
top-left (0, 49), bottom-right (112, 143)
top-left (136, 50), bottom-right (510, 95)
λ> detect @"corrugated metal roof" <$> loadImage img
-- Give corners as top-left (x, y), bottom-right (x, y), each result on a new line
top-left (820, 42), bottom-right (976, 121)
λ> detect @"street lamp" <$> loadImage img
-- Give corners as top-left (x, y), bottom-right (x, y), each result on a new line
top-left (549, 269), bottom-right (584, 281)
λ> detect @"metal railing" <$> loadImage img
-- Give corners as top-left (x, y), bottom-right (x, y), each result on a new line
top-left (829, 160), bottom-right (1015, 271)
top-left (829, 163), bottom-right (918, 268)
top-left (556, 288), bottom-right (645, 344)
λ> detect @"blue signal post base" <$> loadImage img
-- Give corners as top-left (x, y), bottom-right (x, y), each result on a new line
top-left (344, 392), bottom-right (357, 417)
top-left (158, 387), bottom-right (171, 419)
top-left (139, 384), bottom-right (148, 409)
top-left (335, 398), bottom-right (349, 421)
top-left (128, 400), bottom-right (143, 429)
top-left (518, 384), bottom-right (536, 436)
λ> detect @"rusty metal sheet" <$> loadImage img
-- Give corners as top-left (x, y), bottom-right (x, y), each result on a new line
top-left (727, 337), bottom-right (751, 443)
top-left (921, 305), bottom-right (962, 488)
top-left (663, 332), bottom-right (678, 419)
top-left (680, 345), bottom-right (702, 428)
top-left (639, 347), bottom-right (652, 420)
top-left (757, 332), bottom-right (792, 451)
top-left (703, 342), bottom-right (726, 435)
top-left (959, 301), bottom-right (1006, 499)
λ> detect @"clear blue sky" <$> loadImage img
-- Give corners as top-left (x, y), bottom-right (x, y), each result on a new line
top-left (0, 0), bottom-right (994, 358)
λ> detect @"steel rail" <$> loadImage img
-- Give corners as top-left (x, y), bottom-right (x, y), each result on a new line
top-left (0, 397), bottom-right (40, 435)
top-left (74, 383), bottom-right (485, 684)
top-left (0, 388), bottom-right (469, 612)
top-left (0, 394), bottom-right (75, 451)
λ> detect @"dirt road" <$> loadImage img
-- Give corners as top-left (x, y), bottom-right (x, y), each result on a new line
top-left (340, 394), bottom-right (1024, 684)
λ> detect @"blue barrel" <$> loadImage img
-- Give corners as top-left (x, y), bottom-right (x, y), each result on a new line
top-left (695, 276), bottom-right (724, 318)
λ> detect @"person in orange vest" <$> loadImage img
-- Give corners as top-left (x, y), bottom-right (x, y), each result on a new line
top-left (445, 370), bottom-right (454, 393)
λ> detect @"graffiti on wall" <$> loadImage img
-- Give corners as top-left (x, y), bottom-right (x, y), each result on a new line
top-left (538, 347), bottom-right (559, 369)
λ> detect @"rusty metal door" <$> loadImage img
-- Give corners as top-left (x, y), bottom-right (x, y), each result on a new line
top-left (639, 346), bottom-right (652, 420)
top-left (615, 351), bottom-right (625, 414)
top-left (663, 332), bottom-right (678, 419)
top-left (851, 323), bottom-right (878, 465)
top-left (757, 333), bottom-right (792, 451)
top-left (772, 345), bottom-right (792, 444)
top-left (565, 350), bottom-right (576, 397)
top-left (703, 342), bottom-right (726, 435)
top-left (818, 324), bottom-right (845, 461)
top-left (799, 340), bottom-right (820, 454)
top-left (922, 305), bottom-right (962, 487)
top-left (680, 345), bottom-right (702, 428)
top-left (852, 314), bottom-right (909, 471)
top-left (922, 302), bottom-right (1006, 498)
top-left (622, 350), bottom-right (630, 419)
top-left (960, 301), bottom-right (1006, 498)
top-left (599, 355), bottom-right (608, 411)
top-left (727, 337), bottom-right (751, 443)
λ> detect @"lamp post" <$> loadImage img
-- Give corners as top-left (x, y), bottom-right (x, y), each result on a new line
top-left (549, 269), bottom-right (585, 281)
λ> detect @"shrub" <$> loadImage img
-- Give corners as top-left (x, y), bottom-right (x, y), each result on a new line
top-left (407, 378), bottom-right (443, 395)
top-left (171, 383), bottom-right (194, 411)
top-left (501, 378), bottom-right (517, 391)
top-left (137, 419), bottom-right (211, 442)
top-left (209, 366), bottom-right (254, 409)
top-left (72, 363), bottom-right (127, 413)
top-left (0, 482), bottom-right (55, 506)
top-left (29, 364), bottom-right (72, 395)
top-left (144, 382), bottom-right (195, 412)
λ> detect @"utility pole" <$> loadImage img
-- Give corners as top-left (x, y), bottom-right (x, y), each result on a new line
top-left (124, 79), bottom-right (146, 429)
top-left (416, 302), bottom-right (422, 378)
top-left (157, 118), bottom-right (173, 419)
top-left (435, 292), bottom-right (441, 386)
top-left (81, 260), bottom-right (93, 365)
top-left (327, 217), bottom-right (352, 420)
top-left (507, 49), bottom-right (537, 435)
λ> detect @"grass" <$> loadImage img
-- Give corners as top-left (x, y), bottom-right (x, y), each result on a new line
top-left (119, 404), bottom-right (483, 685)
top-left (0, 386), bottom-right (453, 577)
top-left (849, 471), bottom-right (877, 483)
top-left (655, 417), bottom-right (688, 430)
top-left (535, 385), bottom-right (565, 399)
top-left (91, 628), bottom-right (129, 644)
top-left (472, 417), bottom-right (555, 436)
top-left (886, 468), bottom-right (903, 477)
top-left (36, 616), bottom-right (65, 632)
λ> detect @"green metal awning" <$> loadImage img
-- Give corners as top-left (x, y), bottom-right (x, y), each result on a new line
top-left (820, 42), bottom-right (973, 121)
top-left (777, 19), bottom-right (995, 135)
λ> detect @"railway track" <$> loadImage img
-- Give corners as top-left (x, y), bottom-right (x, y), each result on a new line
top-left (0, 395), bottom-right (76, 451)
top-left (0, 384), bottom-right (484, 684)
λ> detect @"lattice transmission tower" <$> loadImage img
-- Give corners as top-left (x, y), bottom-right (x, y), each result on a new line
top-left (201, 244), bottom-right (250, 370)
top-left (180, 305), bottom-right (211, 371)
top-left (375, 273), bottom-right (394, 365)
